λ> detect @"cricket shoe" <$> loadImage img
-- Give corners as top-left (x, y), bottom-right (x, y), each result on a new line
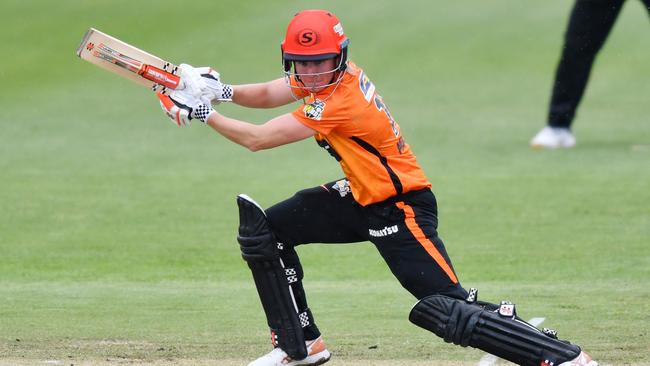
top-left (530, 126), bottom-right (576, 149)
top-left (248, 336), bottom-right (331, 366)
top-left (557, 350), bottom-right (598, 366)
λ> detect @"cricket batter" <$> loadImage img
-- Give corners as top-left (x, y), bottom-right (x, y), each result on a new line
top-left (158, 9), bottom-right (598, 366)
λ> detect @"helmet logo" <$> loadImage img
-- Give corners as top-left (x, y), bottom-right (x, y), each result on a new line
top-left (298, 29), bottom-right (318, 46)
top-left (333, 23), bottom-right (344, 36)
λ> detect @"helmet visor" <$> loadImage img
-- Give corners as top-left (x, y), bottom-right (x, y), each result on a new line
top-left (284, 56), bottom-right (346, 92)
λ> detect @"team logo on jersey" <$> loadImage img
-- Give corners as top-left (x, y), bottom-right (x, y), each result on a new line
top-left (304, 100), bottom-right (326, 120)
top-left (331, 179), bottom-right (351, 197)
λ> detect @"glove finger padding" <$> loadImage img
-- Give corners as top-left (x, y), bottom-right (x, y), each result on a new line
top-left (170, 85), bottom-right (215, 123)
top-left (195, 66), bottom-right (233, 103)
top-left (157, 91), bottom-right (192, 127)
top-left (178, 63), bottom-right (207, 99)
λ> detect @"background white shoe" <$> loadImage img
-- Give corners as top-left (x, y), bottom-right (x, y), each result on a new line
top-left (558, 350), bottom-right (598, 366)
top-left (248, 336), bottom-right (331, 366)
top-left (530, 126), bottom-right (576, 149)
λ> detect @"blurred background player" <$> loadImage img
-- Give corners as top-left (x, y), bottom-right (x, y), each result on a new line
top-left (158, 9), bottom-right (598, 366)
top-left (530, 0), bottom-right (650, 149)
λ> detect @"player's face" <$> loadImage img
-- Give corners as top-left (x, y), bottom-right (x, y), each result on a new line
top-left (294, 58), bottom-right (338, 92)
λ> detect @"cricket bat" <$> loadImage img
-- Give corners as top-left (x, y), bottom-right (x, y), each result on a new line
top-left (76, 28), bottom-right (182, 93)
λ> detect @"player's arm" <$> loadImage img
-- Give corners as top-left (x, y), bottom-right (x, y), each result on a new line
top-left (231, 78), bottom-right (297, 109)
top-left (182, 65), bottom-right (303, 108)
top-left (157, 66), bottom-right (312, 148)
top-left (205, 111), bottom-right (315, 151)
top-left (184, 66), bottom-right (297, 108)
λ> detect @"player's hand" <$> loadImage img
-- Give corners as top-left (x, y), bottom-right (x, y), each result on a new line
top-left (177, 63), bottom-right (206, 99)
top-left (157, 90), bottom-right (215, 126)
top-left (195, 66), bottom-right (233, 103)
top-left (157, 91), bottom-right (191, 126)
top-left (178, 64), bottom-right (233, 103)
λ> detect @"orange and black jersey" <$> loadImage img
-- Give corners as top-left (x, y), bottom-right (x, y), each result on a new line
top-left (291, 61), bottom-right (431, 206)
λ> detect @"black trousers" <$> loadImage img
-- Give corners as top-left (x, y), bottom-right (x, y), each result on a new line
top-left (548, 0), bottom-right (650, 128)
top-left (266, 180), bottom-right (467, 340)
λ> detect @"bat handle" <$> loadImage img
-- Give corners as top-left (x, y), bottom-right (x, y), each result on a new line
top-left (139, 65), bottom-right (181, 90)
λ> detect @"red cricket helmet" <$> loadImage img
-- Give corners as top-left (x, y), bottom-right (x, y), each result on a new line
top-left (281, 9), bottom-right (350, 76)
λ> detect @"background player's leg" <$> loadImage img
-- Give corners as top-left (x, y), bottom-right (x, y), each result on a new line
top-left (547, 0), bottom-right (625, 128)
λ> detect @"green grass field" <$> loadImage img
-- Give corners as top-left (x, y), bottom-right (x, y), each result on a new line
top-left (1, 1), bottom-right (649, 365)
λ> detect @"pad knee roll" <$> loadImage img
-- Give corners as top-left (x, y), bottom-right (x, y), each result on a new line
top-left (237, 194), bottom-right (278, 261)
top-left (409, 294), bottom-right (581, 366)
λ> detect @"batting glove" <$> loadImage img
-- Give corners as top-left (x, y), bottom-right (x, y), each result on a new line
top-left (157, 90), bottom-right (215, 127)
top-left (195, 66), bottom-right (233, 103)
top-left (176, 63), bottom-right (233, 103)
top-left (177, 63), bottom-right (206, 99)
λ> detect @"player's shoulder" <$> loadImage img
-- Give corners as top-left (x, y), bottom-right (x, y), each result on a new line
top-left (341, 61), bottom-right (376, 104)
top-left (342, 61), bottom-right (364, 87)
top-left (345, 61), bottom-right (363, 77)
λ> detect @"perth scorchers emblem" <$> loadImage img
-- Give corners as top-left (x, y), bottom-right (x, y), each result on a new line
top-left (331, 179), bottom-right (351, 197)
top-left (303, 100), bottom-right (325, 120)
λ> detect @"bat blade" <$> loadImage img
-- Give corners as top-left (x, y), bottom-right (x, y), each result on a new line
top-left (76, 28), bottom-right (181, 91)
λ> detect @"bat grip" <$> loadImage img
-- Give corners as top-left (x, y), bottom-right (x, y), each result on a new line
top-left (139, 65), bottom-right (181, 90)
